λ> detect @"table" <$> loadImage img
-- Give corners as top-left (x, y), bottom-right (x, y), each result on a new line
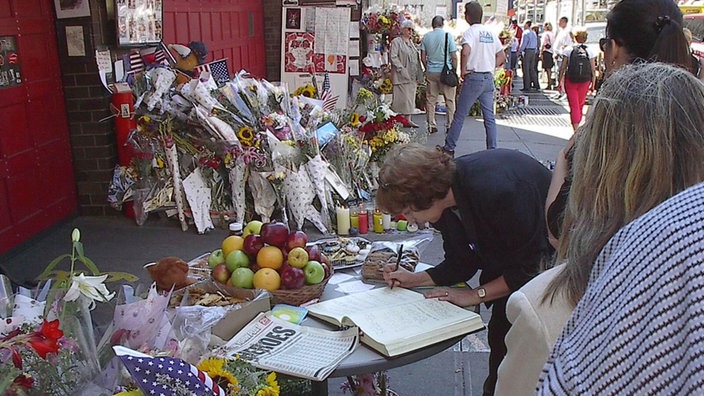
top-left (304, 267), bottom-right (481, 396)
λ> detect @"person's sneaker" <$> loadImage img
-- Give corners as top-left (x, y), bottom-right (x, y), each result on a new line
top-left (435, 145), bottom-right (455, 158)
top-left (429, 127), bottom-right (438, 134)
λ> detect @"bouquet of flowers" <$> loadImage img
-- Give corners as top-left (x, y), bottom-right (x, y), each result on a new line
top-left (0, 228), bottom-right (134, 395)
top-left (197, 356), bottom-right (280, 396)
top-left (358, 104), bottom-right (411, 163)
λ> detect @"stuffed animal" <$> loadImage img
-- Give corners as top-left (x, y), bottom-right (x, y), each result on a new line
top-left (169, 41), bottom-right (208, 84)
top-left (144, 256), bottom-right (195, 291)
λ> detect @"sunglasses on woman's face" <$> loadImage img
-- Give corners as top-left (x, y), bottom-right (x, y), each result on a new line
top-left (599, 37), bottom-right (610, 52)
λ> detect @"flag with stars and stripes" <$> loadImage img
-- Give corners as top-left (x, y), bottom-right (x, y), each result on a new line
top-left (113, 346), bottom-right (225, 396)
top-left (319, 71), bottom-right (338, 110)
top-left (196, 59), bottom-right (230, 87)
top-left (127, 51), bottom-right (145, 74)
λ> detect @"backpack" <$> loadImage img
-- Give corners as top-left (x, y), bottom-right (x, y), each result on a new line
top-left (566, 44), bottom-right (592, 83)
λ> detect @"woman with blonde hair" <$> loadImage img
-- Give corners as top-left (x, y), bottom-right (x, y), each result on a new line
top-left (496, 62), bottom-right (704, 395)
top-left (537, 62), bottom-right (704, 394)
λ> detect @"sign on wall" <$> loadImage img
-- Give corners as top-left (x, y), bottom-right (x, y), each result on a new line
top-left (0, 36), bottom-right (22, 88)
top-left (116, 0), bottom-right (163, 47)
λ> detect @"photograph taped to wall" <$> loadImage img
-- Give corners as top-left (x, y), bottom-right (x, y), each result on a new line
top-left (0, 36), bottom-right (22, 88)
top-left (54, 0), bottom-right (91, 19)
top-left (285, 8), bottom-right (302, 31)
top-left (116, 0), bottom-right (163, 47)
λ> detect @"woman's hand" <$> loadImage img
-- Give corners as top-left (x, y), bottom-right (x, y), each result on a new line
top-left (424, 288), bottom-right (479, 307)
top-left (382, 263), bottom-right (414, 288)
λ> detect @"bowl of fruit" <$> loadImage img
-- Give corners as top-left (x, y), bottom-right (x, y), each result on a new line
top-left (208, 220), bottom-right (333, 306)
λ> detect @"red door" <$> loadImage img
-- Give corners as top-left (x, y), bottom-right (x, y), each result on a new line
top-left (0, 0), bottom-right (76, 254)
top-left (162, 0), bottom-right (266, 78)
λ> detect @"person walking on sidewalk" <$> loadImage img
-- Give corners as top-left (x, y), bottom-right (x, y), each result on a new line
top-left (552, 17), bottom-right (573, 97)
top-left (421, 15), bottom-right (458, 134)
top-left (376, 143), bottom-right (553, 396)
top-left (541, 22), bottom-right (556, 90)
top-left (556, 28), bottom-right (597, 131)
top-left (519, 20), bottom-right (539, 92)
top-left (438, 1), bottom-right (506, 155)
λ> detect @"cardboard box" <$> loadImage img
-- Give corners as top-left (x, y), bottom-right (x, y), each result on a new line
top-left (212, 296), bottom-right (271, 340)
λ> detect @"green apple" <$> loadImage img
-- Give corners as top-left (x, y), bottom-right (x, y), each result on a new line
top-left (226, 250), bottom-right (250, 272)
top-left (304, 260), bottom-right (325, 285)
top-left (287, 247), bottom-right (309, 269)
top-left (230, 267), bottom-right (255, 288)
top-left (208, 249), bottom-right (226, 268)
top-left (242, 220), bottom-right (264, 238)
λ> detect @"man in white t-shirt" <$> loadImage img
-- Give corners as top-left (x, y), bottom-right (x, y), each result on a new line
top-left (437, 1), bottom-right (506, 155)
top-left (553, 16), bottom-right (573, 96)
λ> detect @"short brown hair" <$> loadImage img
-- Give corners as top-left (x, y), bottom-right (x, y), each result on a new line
top-left (375, 143), bottom-right (455, 214)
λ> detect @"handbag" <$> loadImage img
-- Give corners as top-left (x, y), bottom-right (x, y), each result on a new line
top-left (440, 33), bottom-right (459, 87)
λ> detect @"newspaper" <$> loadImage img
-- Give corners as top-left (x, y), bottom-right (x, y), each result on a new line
top-left (217, 312), bottom-right (359, 381)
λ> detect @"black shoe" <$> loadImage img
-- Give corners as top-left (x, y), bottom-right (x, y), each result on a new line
top-left (435, 145), bottom-right (455, 158)
top-left (429, 127), bottom-right (438, 134)
top-left (520, 89), bottom-right (531, 92)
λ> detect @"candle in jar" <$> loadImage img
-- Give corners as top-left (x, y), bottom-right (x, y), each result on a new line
top-left (382, 213), bottom-right (391, 230)
top-left (373, 211), bottom-right (384, 233)
top-left (336, 206), bottom-right (350, 236)
top-left (350, 210), bottom-right (360, 229)
top-left (358, 211), bottom-right (369, 234)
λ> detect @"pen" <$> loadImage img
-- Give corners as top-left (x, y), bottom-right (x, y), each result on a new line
top-left (391, 244), bottom-right (403, 289)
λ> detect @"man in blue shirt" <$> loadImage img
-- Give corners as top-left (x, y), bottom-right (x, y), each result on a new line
top-left (421, 15), bottom-right (458, 134)
top-left (519, 20), bottom-right (539, 92)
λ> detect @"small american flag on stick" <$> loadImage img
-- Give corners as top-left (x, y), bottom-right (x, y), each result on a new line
top-left (320, 71), bottom-right (338, 111)
top-left (195, 59), bottom-right (230, 87)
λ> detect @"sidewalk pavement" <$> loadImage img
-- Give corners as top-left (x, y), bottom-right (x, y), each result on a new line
top-left (0, 85), bottom-right (572, 395)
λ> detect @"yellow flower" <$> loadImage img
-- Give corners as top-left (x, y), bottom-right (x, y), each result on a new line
top-left (155, 157), bottom-right (165, 168)
top-left (197, 358), bottom-right (239, 388)
top-left (237, 126), bottom-right (255, 146)
top-left (350, 112), bottom-right (361, 127)
top-left (380, 79), bottom-right (393, 94)
top-left (255, 372), bottom-right (280, 396)
top-left (293, 84), bottom-right (317, 98)
top-left (383, 129), bottom-right (398, 144)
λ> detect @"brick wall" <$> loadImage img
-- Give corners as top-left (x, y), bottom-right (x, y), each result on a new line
top-left (58, 1), bottom-right (117, 216)
top-left (263, 0), bottom-right (283, 81)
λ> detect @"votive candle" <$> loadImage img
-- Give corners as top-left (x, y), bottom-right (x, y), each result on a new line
top-left (358, 211), bottom-right (369, 234)
top-left (336, 206), bottom-right (350, 236)
top-left (373, 210), bottom-right (384, 233)
top-left (350, 210), bottom-right (360, 229)
top-left (382, 213), bottom-right (391, 230)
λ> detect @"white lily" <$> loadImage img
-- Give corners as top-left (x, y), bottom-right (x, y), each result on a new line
top-left (64, 273), bottom-right (115, 310)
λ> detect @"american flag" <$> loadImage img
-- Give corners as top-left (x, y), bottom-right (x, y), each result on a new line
top-left (196, 59), bottom-right (230, 87)
top-left (127, 51), bottom-right (145, 74)
top-left (113, 346), bottom-right (226, 396)
top-left (320, 71), bottom-right (338, 111)
top-left (159, 41), bottom-right (176, 66)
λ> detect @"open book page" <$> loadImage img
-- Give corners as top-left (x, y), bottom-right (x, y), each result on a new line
top-left (218, 312), bottom-right (359, 381)
top-left (306, 287), bottom-right (425, 325)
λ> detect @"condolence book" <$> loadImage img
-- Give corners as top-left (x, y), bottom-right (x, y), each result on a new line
top-left (306, 287), bottom-right (485, 357)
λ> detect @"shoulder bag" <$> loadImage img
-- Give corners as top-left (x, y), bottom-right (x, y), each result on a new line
top-left (440, 33), bottom-right (459, 87)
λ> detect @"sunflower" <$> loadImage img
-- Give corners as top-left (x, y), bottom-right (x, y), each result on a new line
top-left (237, 126), bottom-right (255, 146)
top-left (350, 112), bottom-right (361, 127)
top-left (255, 372), bottom-right (280, 396)
top-left (293, 84), bottom-right (317, 98)
top-left (197, 358), bottom-right (239, 389)
top-left (380, 78), bottom-right (393, 94)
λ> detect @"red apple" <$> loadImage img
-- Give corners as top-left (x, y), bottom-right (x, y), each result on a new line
top-left (280, 264), bottom-right (306, 290)
top-left (320, 261), bottom-right (332, 279)
top-left (243, 234), bottom-right (265, 258)
top-left (286, 230), bottom-right (308, 251)
top-left (260, 221), bottom-right (289, 247)
top-left (305, 244), bottom-right (322, 262)
top-left (212, 263), bottom-right (231, 284)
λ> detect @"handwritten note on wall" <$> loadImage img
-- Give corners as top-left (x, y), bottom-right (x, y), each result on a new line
top-left (314, 8), bottom-right (350, 56)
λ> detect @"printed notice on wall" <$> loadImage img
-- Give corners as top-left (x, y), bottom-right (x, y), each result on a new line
top-left (0, 36), bottom-right (22, 88)
top-left (314, 8), bottom-right (350, 56)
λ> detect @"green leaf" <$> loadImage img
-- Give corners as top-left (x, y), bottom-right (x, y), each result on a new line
top-left (78, 256), bottom-right (101, 275)
top-left (74, 241), bottom-right (85, 259)
top-left (37, 254), bottom-right (71, 280)
top-left (104, 271), bottom-right (139, 283)
top-left (36, 270), bottom-right (72, 283)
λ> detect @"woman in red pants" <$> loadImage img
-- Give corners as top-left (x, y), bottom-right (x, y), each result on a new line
top-left (557, 28), bottom-right (597, 131)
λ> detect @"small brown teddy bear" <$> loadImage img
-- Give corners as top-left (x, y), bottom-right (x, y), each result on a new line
top-left (145, 256), bottom-right (195, 291)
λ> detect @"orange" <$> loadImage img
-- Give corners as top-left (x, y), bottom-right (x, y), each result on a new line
top-left (257, 245), bottom-right (284, 270)
top-left (222, 235), bottom-right (245, 257)
top-left (253, 268), bottom-right (281, 291)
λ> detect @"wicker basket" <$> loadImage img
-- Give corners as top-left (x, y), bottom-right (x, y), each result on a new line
top-left (269, 266), bottom-right (334, 306)
top-left (211, 266), bottom-right (333, 307)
